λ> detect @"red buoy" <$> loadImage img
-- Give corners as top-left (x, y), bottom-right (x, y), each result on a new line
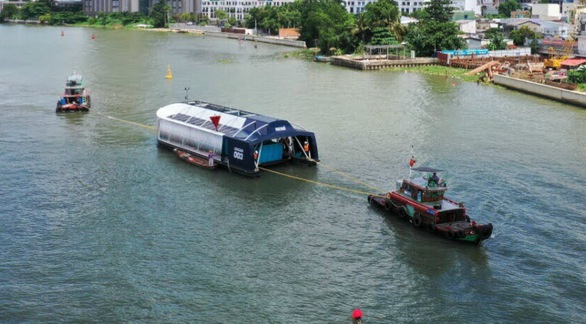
top-left (352, 309), bottom-right (363, 320)
top-left (91, 33), bottom-right (96, 40)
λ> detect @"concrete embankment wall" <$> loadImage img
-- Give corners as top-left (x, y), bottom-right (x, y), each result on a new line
top-left (331, 57), bottom-right (439, 70)
top-left (168, 25), bottom-right (306, 48)
top-left (493, 75), bottom-right (586, 108)
top-left (204, 32), bottom-right (306, 48)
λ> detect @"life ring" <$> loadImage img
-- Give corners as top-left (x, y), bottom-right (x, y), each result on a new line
top-left (413, 213), bottom-right (422, 227)
top-left (447, 231), bottom-right (455, 240)
top-left (398, 207), bottom-right (407, 218)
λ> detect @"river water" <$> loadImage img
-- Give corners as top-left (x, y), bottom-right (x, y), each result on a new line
top-left (1, 24), bottom-right (585, 322)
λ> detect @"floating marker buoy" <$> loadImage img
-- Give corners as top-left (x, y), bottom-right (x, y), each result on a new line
top-left (352, 309), bottom-right (363, 322)
top-left (91, 34), bottom-right (96, 40)
top-left (165, 65), bottom-right (173, 79)
top-left (452, 82), bottom-right (456, 86)
top-left (61, 30), bottom-right (64, 37)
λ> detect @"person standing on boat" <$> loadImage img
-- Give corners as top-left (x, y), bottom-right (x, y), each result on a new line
top-left (429, 172), bottom-right (440, 187)
top-left (208, 149), bottom-right (215, 167)
top-left (303, 141), bottom-right (311, 159)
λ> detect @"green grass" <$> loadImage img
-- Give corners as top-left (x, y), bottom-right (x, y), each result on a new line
top-left (384, 65), bottom-right (481, 82)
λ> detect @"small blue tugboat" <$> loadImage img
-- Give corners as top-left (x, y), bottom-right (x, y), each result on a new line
top-left (56, 72), bottom-right (91, 113)
top-left (368, 167), bottom-right (493, 244)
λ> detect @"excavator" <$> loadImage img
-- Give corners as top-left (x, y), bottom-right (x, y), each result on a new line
top-left (543, 39), bottom-right (575, 70)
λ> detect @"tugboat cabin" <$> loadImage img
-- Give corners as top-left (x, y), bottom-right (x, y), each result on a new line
top-left (395, 167), bottom-right (467, 223)
top-left (156, 101), bottom-right (319, 176)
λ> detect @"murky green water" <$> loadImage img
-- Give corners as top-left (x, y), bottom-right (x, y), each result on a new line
top-left (0, 24), bottom-right (585, 322)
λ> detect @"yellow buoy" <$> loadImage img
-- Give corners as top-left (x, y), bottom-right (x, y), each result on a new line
top-left (165, 65), bottom-right (173, 79)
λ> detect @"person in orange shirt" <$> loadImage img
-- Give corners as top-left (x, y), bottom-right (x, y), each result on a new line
top-left (303, 141), bottom-right (310, 159)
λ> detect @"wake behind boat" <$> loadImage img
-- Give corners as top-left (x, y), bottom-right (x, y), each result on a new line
top-left (56, 72), bottom-right (91, 113)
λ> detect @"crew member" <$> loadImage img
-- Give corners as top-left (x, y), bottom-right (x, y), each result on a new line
top-left (429, 172), bottom-right (439, 187)
top-left (208, 149), bottom-right (215, 167)
top-left (253, 150), bottom-right (259, 161)
top-left (303, 140), bottom-right (310, 159)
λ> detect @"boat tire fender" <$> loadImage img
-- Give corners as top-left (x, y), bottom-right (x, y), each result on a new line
top-left (398, 207), bottom-right (407, 219)
top-left (413, 213), bottom-right (422, 227)
top-left (384, 200), bottom-right (392, 211)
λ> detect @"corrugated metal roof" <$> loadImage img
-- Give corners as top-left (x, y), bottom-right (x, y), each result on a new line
top-left (157, 101), bottom-right (316, 144)
top-left (561, 58), bottom-right (586, 66)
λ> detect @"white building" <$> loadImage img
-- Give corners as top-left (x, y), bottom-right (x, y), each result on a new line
top-left (456, 19), bottom-right (477, 35)
top-left (530, 4), bottom-right (561, 21)
top-left (451, 0), bottom-right (481, 16)
top-left (202, 0), bottom-right (292, 20)
top-left (342, 0), bottom-right (479, 16)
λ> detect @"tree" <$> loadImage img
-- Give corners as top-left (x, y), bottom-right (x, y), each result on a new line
top-left (406, 20), bottom-right (465, 56)
top-left (424, 0), bottom-right (454, 23)
top-left (20, 1), bottom-right (50, 20)
top-left (149, 0), bottom-right (170, 28)
top-left (405, 0), bottom-right (465, 56)
top-left (0, 4), bottom-right (19, 21)
top-left (215, 9), bottom-right (227, 26)
top-left (351, 12), bottom-right (371, 43)
top-left (297, 0), bottom-right (356, 54)
top-left (363, 0), bottom-right (399, 28)
top-left (362, 0), bottom-right (403, 43)
top-left (509, 25), bottom-right (540, 46)
top-left (485, 28), bottom-right (507, 50)
top-left (498, 0), bottom-right (522, 18)
top-left (370, 27), bottom-right (398, 45)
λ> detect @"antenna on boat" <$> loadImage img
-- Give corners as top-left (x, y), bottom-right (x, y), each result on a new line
top-left (184, 87), bottom-right (190, 101)
top-left (409, 145), bottom-right (415, 179)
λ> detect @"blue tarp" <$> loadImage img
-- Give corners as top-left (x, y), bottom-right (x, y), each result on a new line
top-left (441, 49), bottom-right (489, 56)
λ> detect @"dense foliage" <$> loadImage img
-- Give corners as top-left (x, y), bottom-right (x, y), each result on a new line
top-left (1, 0), bottom-right (469, 57)
top-left (498, 0), bottom-right (522, 18)
top-left (509, 25), bottom-right (541, 46)
top-left (485, 28), bottom-right (507, 50)
top-left (405, 0), bottom-right (465, 56)
top-left (567, 66), bottom-right (586, 84)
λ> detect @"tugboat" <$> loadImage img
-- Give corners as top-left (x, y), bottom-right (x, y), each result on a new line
top-left (368, 167), bottom-right (493, 244)
top-left (56, 72), bottom-right (91, 113)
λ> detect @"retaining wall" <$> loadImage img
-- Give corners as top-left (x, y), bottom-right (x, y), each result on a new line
top-left (494, 75), bottom-right (586, 108)
top-left (331, 56), bottom-right (439, 70)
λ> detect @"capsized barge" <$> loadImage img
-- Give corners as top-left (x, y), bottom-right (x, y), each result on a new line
top-left (368, 167), bottom-right (493, 244)
top-left (56, 72), bottom-right (91, 113)
top-left (156, 101), bottom-right (319, 176)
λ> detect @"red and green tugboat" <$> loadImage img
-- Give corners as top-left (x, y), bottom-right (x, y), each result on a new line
top-left (56, 72), bottom-right (91, 113)
top-left (368, 167), bottom-right (493, 244)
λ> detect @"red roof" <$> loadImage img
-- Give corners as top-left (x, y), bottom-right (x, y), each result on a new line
top-left (561, 58), bottom-right (586, 67)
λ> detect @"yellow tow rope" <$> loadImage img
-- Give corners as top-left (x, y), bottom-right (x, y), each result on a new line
top-left (260, 166), bottom-right (386, 198)
top-left (96, 112), bottom-right (386, 198)
top-left (95, 111), bottom-right (156, 131)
